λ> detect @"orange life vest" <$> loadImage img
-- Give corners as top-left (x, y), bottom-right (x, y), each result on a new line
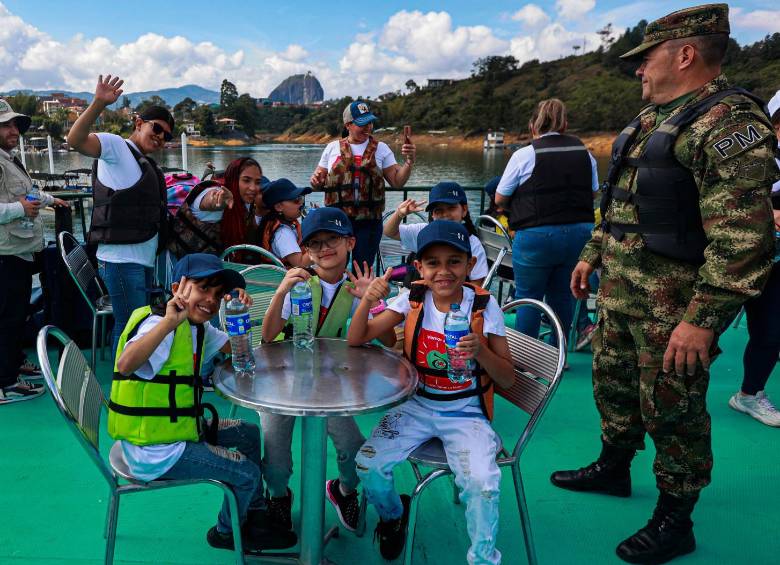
top-left (323, 136), bottom-right (386, 221)
top-left (403, 281), bottom-right (495, 420)
top-left (259, 217), bottom-right (302, 263)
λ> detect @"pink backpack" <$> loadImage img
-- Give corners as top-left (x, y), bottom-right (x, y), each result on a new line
top-left (165, 172), bottom-right (201, 214)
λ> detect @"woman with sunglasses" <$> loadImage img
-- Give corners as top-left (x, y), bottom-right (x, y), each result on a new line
top-left (68, 74), bottom-right (174, 357)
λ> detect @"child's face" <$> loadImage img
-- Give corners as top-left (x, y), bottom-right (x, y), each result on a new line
top-left (430, 202), bottom-right (467, 223)
top-left (304, 231), bottom-right (355, 269)
top-left (414, 244), bottom-right (476, 300)
top-left (172, 278), bottom-right (226, 324)
top-left (275, 197), bottom-right (304, 221)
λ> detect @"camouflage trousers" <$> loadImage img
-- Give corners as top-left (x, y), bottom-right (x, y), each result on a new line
top-left (591, 308), bottom-right (713, 497)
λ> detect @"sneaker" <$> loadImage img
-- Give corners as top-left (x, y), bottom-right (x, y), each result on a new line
top-left (373, 494), bottom-right (410, 560)
top-left (0, 379), bottom-right (45, 404)
top-left (19, 359), bottom-right (43, 378)
top-left (326, 478), bottom-right (360, 532)
top-left (206, 524), bottom-right (297, 554)
top-left (575, 323), bottom-right (598, 352)
top-left (729, 391), bottom-right (780, 427)
top-left (267, 488), bottom-right (294, 531)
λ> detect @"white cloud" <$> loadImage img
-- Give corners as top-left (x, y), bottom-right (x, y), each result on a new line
top-left (512, 4), bottom-right (550, 28)
top-left (731, 8), bottom-right (780, 33)
top-left (555, 0), bottom-right (596, 20)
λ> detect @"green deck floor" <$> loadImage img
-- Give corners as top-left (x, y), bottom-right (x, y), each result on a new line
top-left (2, 322), bottom-right (778, 565)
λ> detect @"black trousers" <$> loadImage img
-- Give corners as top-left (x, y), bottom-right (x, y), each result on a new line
top-left (0, 255), bottom-right (32, 388)
top-left (742, 261), bottom-right (780, 395)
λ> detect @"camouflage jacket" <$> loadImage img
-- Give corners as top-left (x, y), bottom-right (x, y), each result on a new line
top-left (580, 75), bottom-right (778, 330)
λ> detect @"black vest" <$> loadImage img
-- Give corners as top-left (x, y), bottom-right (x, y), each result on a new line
top-left (508, 134), bottom-right (594, 230)
top-left (88, 143), bottom-right (168, 247)
top-left (601, 88), bottom-right (766, 265)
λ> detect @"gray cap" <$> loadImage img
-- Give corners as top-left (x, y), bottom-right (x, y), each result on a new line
top-left (0, 99), bottom-right (31, 135)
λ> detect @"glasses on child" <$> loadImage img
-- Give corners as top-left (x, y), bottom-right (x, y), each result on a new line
top-left (306, 235), bottom-right (345, 251)
top-left (144, 120), bottom-right (173, 142)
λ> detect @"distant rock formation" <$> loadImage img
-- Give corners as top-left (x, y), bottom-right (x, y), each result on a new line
top-left (268, 72), bottom-right (323, 104)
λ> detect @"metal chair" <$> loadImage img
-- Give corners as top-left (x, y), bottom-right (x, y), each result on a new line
top-left (220, 244), bottom-right (286, 269)
top-left (376, 210), bottom-right (427, 275)
top-left (36, 325), bottom-right (246, 565)
top-left (476, 215), bottom-right (514, 301)
top-left (57, 231), bottom-right (113, 370)
top-left (402, 299), bottom-right (566, 565)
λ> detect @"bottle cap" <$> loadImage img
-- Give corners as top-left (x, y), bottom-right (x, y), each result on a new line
top-left (450, 303), bottom-right (460, 311)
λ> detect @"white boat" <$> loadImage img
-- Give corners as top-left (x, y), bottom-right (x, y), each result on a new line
top-left (483, 130), bottom-right (505, 149)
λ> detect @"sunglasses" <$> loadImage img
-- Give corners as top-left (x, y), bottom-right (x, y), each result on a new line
top-left (143, 120), bottom-right (173, 142)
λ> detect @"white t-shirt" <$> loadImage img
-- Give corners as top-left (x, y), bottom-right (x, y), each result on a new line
top-left (280, 274), bottom-right (360, 323)
top-left (94, 133), bottom-right (159, 268)
top-left (120, 315), bottom-right (229, 481)
top-left (191, 187), bottom-right (224, 223)
top-left (388, 286), bottom-right (505, 413)
top-left (398, 223), bottom-right (489, 281)
top-left (271, 224), bottom-right (300, 260)
top-left (496, 132), bottom-right (600, 198)
top-left (317, 139), bottom-right (397, 171)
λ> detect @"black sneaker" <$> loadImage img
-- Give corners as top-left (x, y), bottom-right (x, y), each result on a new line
top-left (19, 359), bottom-right (43, 378)
top-left (206, 523), bottom-right (297, 554)
top-left (267, 488), bottom-right (294, 531)
top-left (373, 494), bottom-right (410, 560)
top-left (0, 379), bottom-right (45, 405)
top-left (326, 478), bottom-right (360, 532)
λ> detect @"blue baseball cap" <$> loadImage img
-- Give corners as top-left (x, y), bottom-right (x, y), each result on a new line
top-left (301, 207), bottom-right (353, 243)
top-left (484, 176), bottom-right (501, 197)
top-left (261, 175), bottom-right (270, 188)
top-left (343, 100), bottom-right (377, 126)
top-left (172, 253), bottom-right (246, 291)
top-left (426, 181), bottom-right (468, 211)
top-left (416, 220), bottom-right (472, 257)
top-left (262, 178), bottom-right (312, 208)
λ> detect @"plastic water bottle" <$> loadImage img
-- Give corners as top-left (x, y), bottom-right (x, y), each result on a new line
top-left (444, 303), bottom-right (474, 384)
top-left (291, 282), bottom-right (314, 349)
top-left (225, 295), bottom-right (255, 376)
top-left (19, 185), bottom-right (41, 229)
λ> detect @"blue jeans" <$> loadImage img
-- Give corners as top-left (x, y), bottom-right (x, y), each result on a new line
top-left (512, 223), bottom-right (592, 344)
top-left (99, 260), bottom-right (153, 359)
top-left (161, 419), bottom-right (265, 534)
top-left (349, 218), bottom-right (383, 272)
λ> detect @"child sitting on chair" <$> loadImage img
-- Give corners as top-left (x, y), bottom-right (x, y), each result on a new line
top-left (261, 207), bottom-right (392, 535)
top-left (257, 178), bottom-right (312, 268)
top-left (348, 220), bottom-right (515, 563)
top-left (108, 253), bottom-right (296, 554)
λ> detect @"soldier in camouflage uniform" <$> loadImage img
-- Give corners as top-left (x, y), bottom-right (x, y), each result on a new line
top-left (550, 4), bottom-right (778, 564)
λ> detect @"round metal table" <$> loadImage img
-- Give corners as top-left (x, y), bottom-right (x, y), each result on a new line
top-left (214, 338), bottom-right (418, 564)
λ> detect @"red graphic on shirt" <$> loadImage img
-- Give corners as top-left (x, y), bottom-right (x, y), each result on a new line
top-left (318, 305), bottom-right (328, 330)
top-left (415, 328), bottom-right (471, 392)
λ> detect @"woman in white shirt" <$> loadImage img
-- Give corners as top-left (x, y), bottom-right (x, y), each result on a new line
top-left (68, 75), bottom-right (173, 356)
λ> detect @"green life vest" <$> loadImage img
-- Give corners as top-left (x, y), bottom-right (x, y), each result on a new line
top-left (107, 306), bottom-right (206, 446)
top-left (309, 274), bottom-right (355, 338)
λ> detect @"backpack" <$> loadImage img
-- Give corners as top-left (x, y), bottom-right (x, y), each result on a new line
top-left (165, 172), bottom-right (201, 214)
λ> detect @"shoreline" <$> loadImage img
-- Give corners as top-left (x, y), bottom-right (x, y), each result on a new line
top-left (186, 131), bottom-right (617, 157)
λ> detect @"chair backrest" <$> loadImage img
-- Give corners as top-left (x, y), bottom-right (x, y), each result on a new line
top-left (499, 299), bottom-right (566, 460)
top-left (220, 244), bottom-right (285, 269)
top-left (219, 264), bottom-right (287, 348)
top-left (57, 231), bottom-right (107, 313)
top-left (476, 215), bottom-right (513, 271)
top-left (36, 325), bottom-right (115, 486)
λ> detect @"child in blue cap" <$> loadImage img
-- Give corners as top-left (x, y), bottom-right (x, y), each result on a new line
top-left (257, 178), bottom-right (312, 268)
top-left (107, 253), bottom-right (296, 554)
top-left (383, 181), bottom-right (489, 285)
top-left (349, 220), bottom-right (514, 563)
top-left (261, 207), bottom-right (392, 535)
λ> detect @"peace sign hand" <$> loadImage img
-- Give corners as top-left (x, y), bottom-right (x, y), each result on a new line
top-left (165, 276), bottom-right (191, 325)
top-left (396, 198), bottom-right (426, 219)
top-left (347, 261), bottom-right (375, 299)
top-left (94, 75), bottom-right (124, 107)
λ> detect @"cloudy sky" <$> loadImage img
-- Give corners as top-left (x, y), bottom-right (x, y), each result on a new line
top-left (2, 0), bottom-right (779, 99)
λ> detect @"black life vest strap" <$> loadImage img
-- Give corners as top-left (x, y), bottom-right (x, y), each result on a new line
top-left (112, 371), bottom-right (196, 385)
top-left (107, 401), bottom-right (199, 418)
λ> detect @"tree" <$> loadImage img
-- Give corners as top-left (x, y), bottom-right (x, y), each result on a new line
top-left (6, 93), bottom-right (38, 116)
top-left (220, 79), bottom-right (239, 109)
top-left (121, 95), bottom-right (131, 109)
top-left (193, 105), bottom-right (216, 136)
top-left (471, 55), bottom-right (519, 80)
top-left (134, 95), bottom-right (169, 114)
top-left (173, 97), bottom-right (197, 121)
top-left (405, 79), bottom-right (418, 93)
top-left (597, 23), bottom-right (616, 50)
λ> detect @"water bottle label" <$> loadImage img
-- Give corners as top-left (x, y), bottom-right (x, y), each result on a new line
top-left (292, 297), bottom-right (313, 316)
top-left (25, 194), bottom-right (40, 202)
top-left (225, 313), bottom-right (250, 336)
top-left (444, 328), bottom-right (469, 348)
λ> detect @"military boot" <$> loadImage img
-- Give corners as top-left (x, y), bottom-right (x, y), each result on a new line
top-left (550, 439), bottom-right (635, 497)
top-left (616, 491), bottom-right (697, 564)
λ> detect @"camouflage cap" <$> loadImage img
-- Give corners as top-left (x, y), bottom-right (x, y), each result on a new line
top-left (621, 3), bottom-right (730, 60)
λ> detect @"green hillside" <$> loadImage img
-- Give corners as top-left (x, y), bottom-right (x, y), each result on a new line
top-left (286, 21), bottom-right (780, 138)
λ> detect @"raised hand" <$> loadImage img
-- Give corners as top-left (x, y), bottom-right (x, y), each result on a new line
top-left (347, 260), bottom-right (375, 298)
top-left (280, 267), bottom-right (311, 293)
top-left (94, 74), bottom-right (124, 107)
top-left (165, 276), bottom-right (191, 325)
top-left (310, 168), bottom-right (327, 188)
top-left (396, 198), bottom-right (426, 219)
top-left (363, 267), bottom-right (392, 304)
top-left (401, 139), bottom-right (416, 165)
top-left (224, 287), bottom-right (253, 307)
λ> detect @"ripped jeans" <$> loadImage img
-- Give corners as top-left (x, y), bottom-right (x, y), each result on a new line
top-left (160, 419), bottom-right (265, 534)
top-left (356, 398), bottom-right (502, 565)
